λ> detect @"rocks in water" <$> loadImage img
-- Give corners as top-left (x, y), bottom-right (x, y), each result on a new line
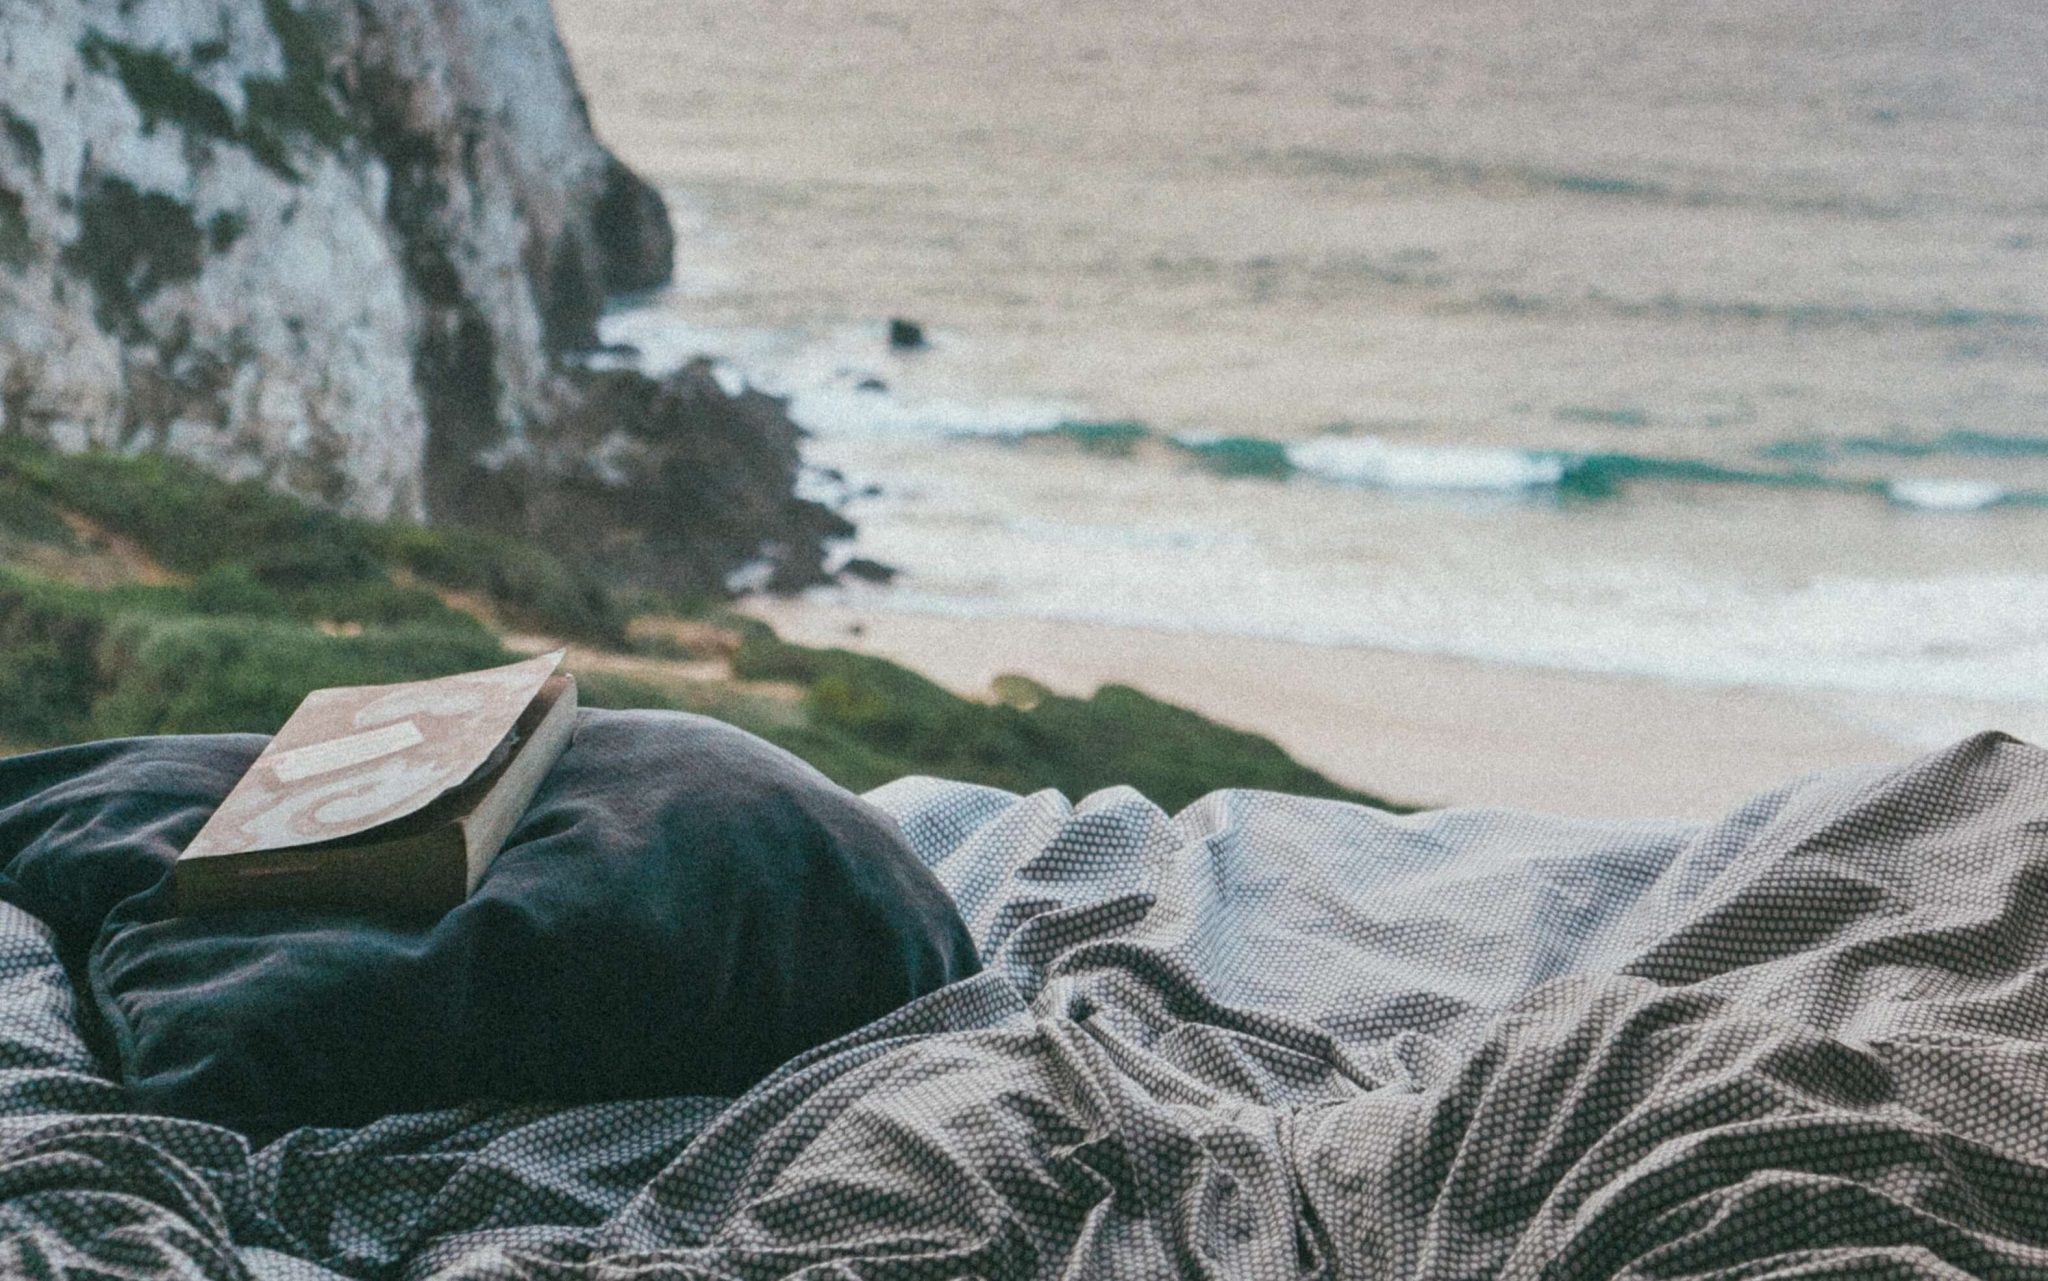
top-left (838, 557), bottom-right (897, 584)
top-left (591, 155), bottom-right (676, 296)
top-left (887, 318), bottom-right (927, 350)
top-left (565, 342), bottom-right (641, 371)
top-left (0, 0), bottom-right (844, 598)
top-left (471, 364), bottom-right (852, 599)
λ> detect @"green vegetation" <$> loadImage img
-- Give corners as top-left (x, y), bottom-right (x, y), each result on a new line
top-left (79, 13), bottom-right (349, 184)
top-left (206, 210), bottom-right (246, 254)
top-left (1, 441), bottom-right (622, 640)
top-left (240, 79), bottom-right (341, 176)
top-left (0, 547), bottom-right (572, 745)
top-left (0, 467), bottom-right (72, 544)
top-left (0, 439), bottom-right (1402, 811)
top-left (259, 0), bottom-right (327, 82)
top-left (0, 108), bottom-right (41, 173)
top-left (728, 622), bottom-right (1399, 809)
top-left (59, 177), bottom-right (205, 336)
top-left (79, 33), bottom-right (238, 143)
top-left (242, 0), bottom-right (350, 176)
top-left (373, 523), bottom-right (627, 642)
top-left (0, 573), bottom-right (113, 745)
top-left (0, 184), bottom-right (29, 269)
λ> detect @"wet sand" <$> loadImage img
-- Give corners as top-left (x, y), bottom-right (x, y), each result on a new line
top-left (744, 598), bottom-right (1917, 819)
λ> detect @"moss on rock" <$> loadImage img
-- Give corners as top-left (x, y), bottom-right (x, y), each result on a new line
top-left (239, 0), bottom-right (350, 178)
top-left (205, 209), bottom-right (246, 253)
top-left (79, 33), bottom-right (238, 143)
top-left (59, 176), bottom-right (205, 338)
top-left (0, 108), bottom-right (41, 174)
top-left (0, 184), bottom-right (31, 269)
top-left (79, 16), bottom-right (349, 184)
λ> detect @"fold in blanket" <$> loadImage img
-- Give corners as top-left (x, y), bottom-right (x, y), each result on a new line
top-left (1, 732), bottom-right (2047, 1277)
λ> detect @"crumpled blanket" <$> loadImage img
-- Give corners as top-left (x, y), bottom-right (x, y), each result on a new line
top-left (2, 731), bottom-right (2047, 1278)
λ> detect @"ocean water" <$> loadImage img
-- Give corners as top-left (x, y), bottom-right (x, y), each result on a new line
top-left (555, 0), bottom-right (2048, 743)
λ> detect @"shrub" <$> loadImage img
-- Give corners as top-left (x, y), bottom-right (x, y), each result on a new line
top-left (375, 523), bottom-right (628, 643)
top-left (0, 564), bottom-right (508, 744)
top-left (0, 472), bottom-right (72, 545)
top-left (6, 442), bottom-right (381, 583)
top-left (0, 572), bottom-right (106, 744)
top-left (731, 623), bottom-right (1398, 812)
top-left (570, 671), bottom-right (678, 713)
top-left (188, 564), bottom-right (291, 617)
top-left (89, 615), bottom-right (508, 737)
top-left (286, 579), bottom-right (485, 631)
top-left (1, 442), bottom-right (626, 642)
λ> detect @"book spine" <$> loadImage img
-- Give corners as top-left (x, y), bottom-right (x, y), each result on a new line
top-left (174, 842), bottom-right (463, 916)
top-left (462, 681), bottom-right (579, 892)
top-left (175, 851), bottom-right (348, 915)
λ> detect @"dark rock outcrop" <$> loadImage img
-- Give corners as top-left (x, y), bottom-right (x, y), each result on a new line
top-left (480, 365), bottom-right (854, 598)
top-left (592, 154), bottom-right (675, 296)
top-left (839, 557), bottom-right (897, 585)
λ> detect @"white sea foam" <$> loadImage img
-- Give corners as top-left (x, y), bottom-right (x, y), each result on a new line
top-left (1285, 436), bottom-right (1569, 491)
top-left (787, 386), bottom-right (1071, 439)
top-left (596, 310), bottom-right (1079, 439)
top-left (1885, 479), bottom-right (2007, 511)
top-left (603, 297), bottom-right (2048, 745)
top-left (842, 530), bottom-right (2048, 706)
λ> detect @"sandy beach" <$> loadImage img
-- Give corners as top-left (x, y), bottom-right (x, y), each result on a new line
top-left (743, 599), bottom-right (1931, 820)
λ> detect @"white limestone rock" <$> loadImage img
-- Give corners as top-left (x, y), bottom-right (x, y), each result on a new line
top-left (0, 0), bottom-right (673, 521)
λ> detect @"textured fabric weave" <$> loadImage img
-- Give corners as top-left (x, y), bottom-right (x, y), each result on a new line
top-left (2, 731), bottom-right (2047, 1277)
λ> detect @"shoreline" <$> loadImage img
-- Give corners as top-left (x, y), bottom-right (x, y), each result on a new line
top-left (742, 598), bottom-right (1921, 819)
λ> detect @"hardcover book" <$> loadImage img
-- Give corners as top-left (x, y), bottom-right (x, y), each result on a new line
top-left (174, 651), bottom-right (578, 915)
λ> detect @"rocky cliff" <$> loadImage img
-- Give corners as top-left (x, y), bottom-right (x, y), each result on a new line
top-left (0, 0), bottom-right (847, 596)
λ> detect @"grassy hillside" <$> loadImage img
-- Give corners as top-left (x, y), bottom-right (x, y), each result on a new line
top-left (0, 439), bottom-right (1405, 813)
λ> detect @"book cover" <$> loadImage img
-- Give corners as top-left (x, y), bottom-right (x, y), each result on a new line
top-left (174, 651), bottom-right (577, 915)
